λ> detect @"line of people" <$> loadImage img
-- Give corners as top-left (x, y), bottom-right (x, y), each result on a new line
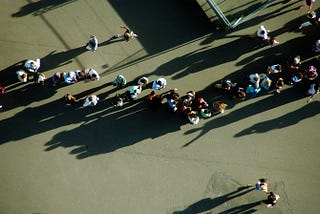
top-left (214, 52), bottom-right (319, 104)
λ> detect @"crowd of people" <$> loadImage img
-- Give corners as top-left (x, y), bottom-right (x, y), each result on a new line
top-left (1, 18), bottom-right (319, 122)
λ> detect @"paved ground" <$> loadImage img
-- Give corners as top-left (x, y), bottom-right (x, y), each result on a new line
top-left (1, 0), bottom-right (319, 213)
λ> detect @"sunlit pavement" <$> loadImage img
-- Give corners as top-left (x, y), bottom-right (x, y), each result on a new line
top-left (1, 0), bottom-right (319, 213)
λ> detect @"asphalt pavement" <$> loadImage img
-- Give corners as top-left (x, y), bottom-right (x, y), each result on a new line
top-left (0, 0), bottom-right (319, 213)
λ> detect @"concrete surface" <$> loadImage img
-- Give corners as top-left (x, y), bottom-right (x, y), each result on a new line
top-left (0, 0), bottom-right (319, 213)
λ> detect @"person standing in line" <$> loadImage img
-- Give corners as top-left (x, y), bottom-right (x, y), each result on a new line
top-left (64, 71), bottom-right (78, 85)
top-left (115, 26), bottom-right (138, 42)
top-left (24, 58), bottom-right (40, 73)
top-left (16, 69), bottom-right (28, 83)
top-left (111, 74), bottom-right (127, 88)
top-left (83, 94), bottom-right (99, 107)
top-left (86, 35), bottom-right (98, 52)
top-left (152, 78), bottom-right (167, 90)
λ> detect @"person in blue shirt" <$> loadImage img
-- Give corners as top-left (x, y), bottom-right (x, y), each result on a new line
top-left (64, 71), bottom-right (78, 84)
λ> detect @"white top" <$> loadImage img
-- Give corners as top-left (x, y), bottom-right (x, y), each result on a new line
top-left (152, 78), bottom-right (167, 90)
top-left (25, 59), bottom-right (40, 72)
top-left (130, 85), bottom-right (142, 99)
top-left (268, 64), bottom-right (281, 73)
top-left (249, 73), bottom-right (260, 85)
top-left (257, 25), bottom-right (268, 40)
top-left (83, 95), bottom-right (99, 107)
top-left (88, 69), bottom-right (100, 81)
top-left (188, 112), bottom-right (200, 125)
top-left (16, 69), bottom-right (28, 82)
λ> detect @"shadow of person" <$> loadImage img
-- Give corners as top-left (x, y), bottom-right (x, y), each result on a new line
top-left (0, 60), bottom-right (26, 90)
top-left (218, 200), bottom-right (262, 214)
top-left (183, 86), bottom-right (304, 148)
top-left (40, 46), bottom-right (87, 72)
top-left (234, 101), bottom-right (320, 137)
top-left (172, 186), bottom-right (255, 214)
top-left (99, 36), bottom-right (125, 47)
top-left (44, 97), bottom-right (185, 159)
top-left (12, 0), bottom-right (78, 17)
top-left (147, 37), bottom-right (256, 80)
top-left (1, 80), bottom-right (58, 111)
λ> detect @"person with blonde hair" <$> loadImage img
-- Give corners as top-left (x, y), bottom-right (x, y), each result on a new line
top-left (213, 101), bottom-right (228, 114)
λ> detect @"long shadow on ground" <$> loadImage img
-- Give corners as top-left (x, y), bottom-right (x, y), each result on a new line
top-left (172, 186), bottom-right (256, 214)
top-left (234, 101), bottom-right (320, 137)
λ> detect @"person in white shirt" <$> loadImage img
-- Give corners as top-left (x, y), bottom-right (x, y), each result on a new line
top-left (256, 25), bottom-right (279, 47)
top-left (83, 95), bottom-right (99, 107)
top-left (129, 85), bottom-right (142, 100)
top-left (24, 59), bottom-right (40, 73)
top-left (257, 25), bottom-right (268, 40)
top-left (267, 64), bottom-right (282, 74)
top-left (16, 69), bottom-right (28, 82)
top-left (152, 78), bottom-right (167, 90)
top-left (86, 35), bottom-right (98, 52)
top-left (81, 68), bottom-right (100, 81)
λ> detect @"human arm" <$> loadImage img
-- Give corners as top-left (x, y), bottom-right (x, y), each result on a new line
top-left (120, 26), bottom-right (130, 31)
top-left (307, 89), bottom-right (319, 103)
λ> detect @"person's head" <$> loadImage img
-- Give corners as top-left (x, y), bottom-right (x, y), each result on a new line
top-left (21, 73), bottom-right (27, 78)
top-left (222, 80), bottom-right (232, 90)
top-left (124, 32), bottom-right (130, 41)
top-left (293, 55), bottom-right (301, 64)
top-left (202, 109), bottom-right (211, 115)
top-left (259, 178), bottom-right (267, 183)
top-left (265, 79), bottom-right (272, 87)
top-left (91, 73), bottom-right (97, 78)
top-left (54, 72), bottom-right (61, 78)
top-left (236, 91), bottom-right (246, 100)
top-left (276, 78), bottom-right (284, 87)
top-left (156, 80), bottom-right (163, 85)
